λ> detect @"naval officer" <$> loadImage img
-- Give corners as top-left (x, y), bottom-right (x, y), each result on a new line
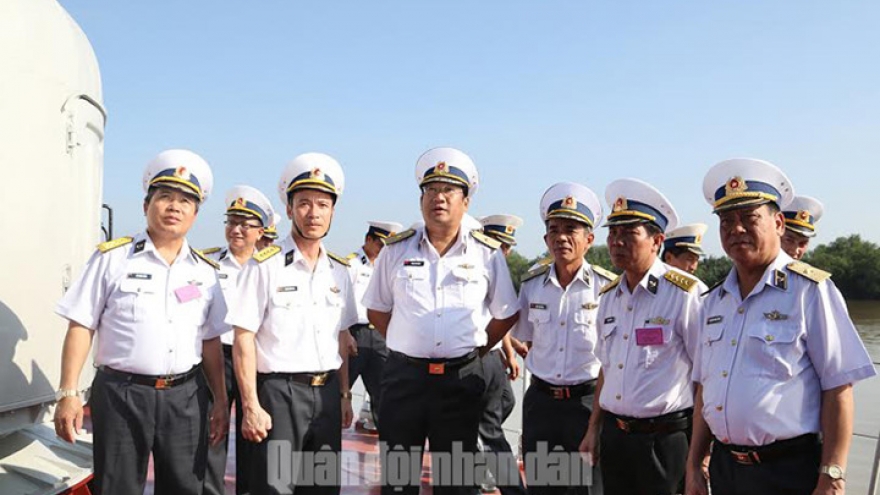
top-left (227, 153), bottom-right (358, 495)
top-left (579, 178), bottom-right (702, 495)
top-left (363, 147), bottom-right (520, 495)
top-left (685, 159), bottom-right (875, 495)
top-left (54, 149), bottom-right (229, 495)
top-left (781, 195), bottom-right (824, 261)
top-left (346, 220), bottom-right (404, 432)
top-left (515, 182), bottom-right (615, 495)
top-left (204, 185), bottom-right (275, 495)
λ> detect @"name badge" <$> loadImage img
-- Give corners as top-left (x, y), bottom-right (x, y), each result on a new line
top-left (604, 317), bottom-right (616, 324)
top-left (707, 315), bottom-right (723, 325)
top-left (404, 259), bottom-right (425, 267)
top-left (127, 273), bottom-right (152, 280)
top-left (635, 327), bottom-right (664, 346)
top-left (277, 286), bottom-right (298, 292)
top-left (529, 303), bottom-right (547, 310)
top-left (218, 273), bottom-right (229, 280)
top-left (175, 284), bottom-right (202, 303)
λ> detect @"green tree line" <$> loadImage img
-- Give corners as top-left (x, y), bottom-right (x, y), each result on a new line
top-left (506, 235), bottom-right (880, 300)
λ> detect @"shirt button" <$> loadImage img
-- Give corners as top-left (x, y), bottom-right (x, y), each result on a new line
top-left (559, 322), bottom-right (565, 327)
top-left (559, 347), bottom-right (564, 352)
top-left (716, 405), bottom-right (723, 411)
top-left (588, 320), bottom-right (594, 325)
top-left (556, 374), bottom-right (561, 378)
top-left (617, 363), bottom-right (623, 369)
top-left (737, 307), bottom-right (744, 314)
top-left (615, 394), bottom-right (621, 400)
top-left (627, 305), bottom-right (633, 311)
top-left (765, 335), bottom-right (775, 342)
top-left (623, 334), bottom-right (629, 340)
top-left (436, 342), bottom-right (442, 346)
top-left (731, 339), bottom-right (737, 346)
top-left (721, 371), bottom-right (728, 378)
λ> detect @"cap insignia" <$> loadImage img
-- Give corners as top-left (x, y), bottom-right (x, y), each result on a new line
top-left (725, 176), bottom-right (747, 196)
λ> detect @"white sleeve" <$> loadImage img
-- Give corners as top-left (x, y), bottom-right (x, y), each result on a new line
top-left (55, 250), bottom-right (111, 331)
top-left (224, 259), bottom-right (269, 333)
top-left (362, 247), bottom-right (395, 313)
top-left (487, 249), bottom-right (520, 320)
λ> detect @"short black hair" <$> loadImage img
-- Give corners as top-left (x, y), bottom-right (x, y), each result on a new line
top-left (287, 188), bottom-right (338, 206)
top-left (643, 222), bottom-right (663, 237)
top-left (662, 245), bottom-right (690, 261)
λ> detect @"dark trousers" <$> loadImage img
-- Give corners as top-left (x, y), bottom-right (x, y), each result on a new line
top-left (90, 368), bottom-right (210, 495)
top-left (247, 371), bottom-right (343, 495)
top-left (522, 382), bottom-right (596, 495)
top-left (205, 343), bottom-right (248, 495)
top-left (599, 411), bottom-right (689, 495)
top-left (348, 323), bottom-right (388, 428)
top-left (478, 350), bottom-right (525, 495)
top-left (708, 435), bottom-right (821, 495)
top-left (379, 350), bottom-right (487, 495)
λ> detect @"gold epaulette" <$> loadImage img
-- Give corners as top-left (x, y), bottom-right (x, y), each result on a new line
top-left (599, 276), bottom-right (621, 296)
top-left (385, 229), bottom-right (415, 245)
top-left (521, 264), bottom-right (550, 284)
top-left (471, 229), bottom-right (501, 250)
top-left (591, 264), bottom-right (617, 282)
top-left (200, 247), bottom-right (222, 255)
top-left (253, 245), bottom-right (282, 263)
top-left (787, 261), bottom-right (831, 283)
top-left (328, 252), bottom-right (350, 267)
top-left (346, 253), bottom-right (358, 260)
top-left (191, 248), bottom-right (220, 270)
top-left (97, 236), bottom-right (133, 253)
top-left (664, 270), bottom-right (699, 292)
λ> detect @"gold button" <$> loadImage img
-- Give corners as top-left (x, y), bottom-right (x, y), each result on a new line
top-left (765, 335), bottom-right (775, 342)
top-left (716, 405), bottom-right (723, 411)
top-left (618, 363), bottom-right (623, 369)
top-left (623, 334), bottom-right (629, 340)
top-left (731, 339), bottom-right (737, 346)
top-left (627, 305), bottom-right (633, 311)
top-left (615, 394), bottom-right (621, 400)
top-left (721, 371), bottom-right (728, 377)
top-left (737, 307), bottom-right (744, 314)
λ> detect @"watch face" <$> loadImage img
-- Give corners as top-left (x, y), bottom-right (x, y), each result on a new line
top-left (828, 466), bottom-right (843, 478)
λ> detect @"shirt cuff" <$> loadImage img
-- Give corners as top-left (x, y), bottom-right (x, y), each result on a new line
top-left (821, 364), bottom-right (878, 391)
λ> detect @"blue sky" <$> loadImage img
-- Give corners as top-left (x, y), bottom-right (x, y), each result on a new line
top-left (62, 0), bottom-right (880, 259)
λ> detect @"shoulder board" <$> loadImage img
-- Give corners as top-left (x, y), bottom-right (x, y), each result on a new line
top-left (701, 279), bottom-right (724, 297)
top-left (346, 253), bottom-right (358, 260)
top-left (191, 248), bottom-right (220, 270)
top-left (521, 264), bottom-right (550, 284)
top-left (253, 245), bottom-right (282, 263)
top-left (328, 252), bottom-right (350, 267)
top-left (97, 236), bottom-right (133, 253)
top-left (664, 270), bottom-right (699, 292)
top-left (385, 229), bottom-right (415, 245)
top-left (200, 247), bottom-right (222, 255)
top-left (787, 261), bottom-right (831, 283)
top-left (599, 276), bottom-right (621, 296)
top-left (471, 229), bottom-right (501, 250)
top-left (591, 264), bottom-right (617, 282)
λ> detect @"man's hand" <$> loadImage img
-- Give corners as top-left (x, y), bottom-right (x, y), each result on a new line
top-left (812, 474), bottom-right (846, 495)
top-left (511, 338), bottom-right (529, 358)
top-left (208, 399), bottom-right (230, 447)
top-left (345, 330), bottom-right (358, 358)
top-left (241, 403), bottom-right (273, 443)
top-left (341, 397), bottom-right (354, 429)
top-left (54, 396), bottom-right (84, 443)
top-left (685, 463), bottom-right (709, 495)
top-left (500, 350), bottom-right (520, 380)
top-left (578, 427), bottom-right (599, 467)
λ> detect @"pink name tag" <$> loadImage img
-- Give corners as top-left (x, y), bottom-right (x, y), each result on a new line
top-left (635, 327), bottom-right (664, 346)
top-left (175, 284), bottom-right (202, 303)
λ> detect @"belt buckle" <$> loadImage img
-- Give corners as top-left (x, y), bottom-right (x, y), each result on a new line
top-left (310, 373), bottom-right (328, 386)
top-left (615, 418), bottom-right (631, 433)
top-left (428, 363), bottom-right (445, 375)
top-left (154, 377), bottom-right (172, 390)
top-left (551, 387), bottom-right (570, 400)
top-left (730, 450), bottom-right (758, 465)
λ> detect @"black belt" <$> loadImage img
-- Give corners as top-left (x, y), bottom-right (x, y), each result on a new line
top-left (98, 364), bottom-right (200, 390)
top-left (350, 323), bottom-right (375, 335)
top-left (531, 376), bottom-right (597, 400)
top-left (392, 350), bottom-right (479, 375)
top-left (713, 433), bottom-right (820, 465)
top-left (258, 370), bottom-right (336, 387)
top-left (608, 408), bottom-right (693, 434)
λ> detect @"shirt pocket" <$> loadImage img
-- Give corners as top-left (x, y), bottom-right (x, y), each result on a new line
top-left (638, 325), bottom-right (672, 369)
top-left (572, 307), bottom-right (598, 353)
top-left (598, 323), bottom-right (618, 364)
top-left (271, 287), bottom-right (303, 311)
top-left (324, 291), bottom-right (344, 328)
top-left (395, 266), bottom-right (429, 302)
top-left (698, 323), bottom-right (725, 381)
top-left (117, 278), bottom-right (156, 322)
top-left (746, 321), bottom-right (803, 380)
top-left (449, 266), bottom-right (488, 309)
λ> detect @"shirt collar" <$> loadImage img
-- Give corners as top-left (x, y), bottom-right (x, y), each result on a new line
top-left (619, 257), bottom-right (665, 297)
top-left (417, 225), bottom-right (469, 256)
top-left (281, 234), bottom-right (331, 271)
top-left (136, 230), bottom-right (194, 266)
top-left (721, 250), bottom-right (793, 299)
top-left (546, 262), bottom-right (592, 288)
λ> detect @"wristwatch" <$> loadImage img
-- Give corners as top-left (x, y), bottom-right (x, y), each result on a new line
top-left (341, 391), bottom-right (353, 400)
top-left (819, 464), bottom-right (845, 481)
top-left (56, 389), bottom-right (80, 400)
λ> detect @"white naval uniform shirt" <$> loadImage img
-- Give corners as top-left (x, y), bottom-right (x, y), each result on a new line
top-left (513, 263), bottom-right (612, 386)
top-left (348, 248), bottom-right (373, 325)
top-left (596, 257), bottom-right (702, 418)
top-left (55, 231), bottom-right (228, 375)
top-left (207, 248), bottom-right (246, 346)
top-left (693, 252), bottom-right (876, 447)
top-left (363, 227), bottom-right (520, 359)
top-left (225, 235), bottom-right (357, 374)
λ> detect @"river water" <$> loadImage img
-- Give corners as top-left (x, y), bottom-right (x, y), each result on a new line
top-left (852, 300), bottom-right (880, 362)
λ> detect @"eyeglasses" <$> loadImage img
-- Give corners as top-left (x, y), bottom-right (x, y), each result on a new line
top-left (225, 219), bottom-right (263, 231)
top-left (422, 185), bottom-right (464, 197)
